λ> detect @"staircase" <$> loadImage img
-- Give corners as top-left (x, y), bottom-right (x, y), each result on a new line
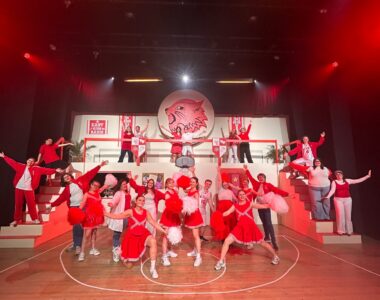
top-left (278, 172), bottom-right (362, 244)
top-left (0, 182), bottom-right (72, 248)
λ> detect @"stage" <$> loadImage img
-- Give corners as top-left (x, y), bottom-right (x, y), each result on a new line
top-left (1, 225), bottom-right (379, 299)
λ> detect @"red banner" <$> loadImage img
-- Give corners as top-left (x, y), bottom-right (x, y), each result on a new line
top-left (229, 116), bottom-right (244, 132)
top-left (86, 120), bottom-right (108, 135)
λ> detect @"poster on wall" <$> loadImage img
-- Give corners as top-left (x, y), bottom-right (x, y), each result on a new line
top-left (86, 120), bottom-right (108, 135)
top-left (141, 173), bottom-right (165, 189)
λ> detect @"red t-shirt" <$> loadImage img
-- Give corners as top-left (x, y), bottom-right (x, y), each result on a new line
top-left (121, 132), bottom-right (134, 150)
top-left (39, 144), bottom-right (60, 164)
top-left (238, 124), bottom-right (251, 141)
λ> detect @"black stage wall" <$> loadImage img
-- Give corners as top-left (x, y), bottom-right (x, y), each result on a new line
top-left (0, 52), bottom-right (379, 240)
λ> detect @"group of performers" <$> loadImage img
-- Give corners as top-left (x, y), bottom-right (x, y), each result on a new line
top-left (0, 127), bottom-right (372, 279)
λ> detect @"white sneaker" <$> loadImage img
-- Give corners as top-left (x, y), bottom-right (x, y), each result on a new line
top-left (32, 219), bottom-right (41, 224)
top-left (112, 247), bottom-right (120, 262)
top-left (214, 260), bottom-right (226, 271)
top-left (194, 255), bottom-right (202, 267)
top-left (75, 246), bottom-right (81, 255)
top-left (89, 248), bottom-right (100, 256)
top-left (161, 255), bottom-right (171, 266)
top-left (167, 250), bottom-right (178, 258)
top-left (150, 268), bottom-right (159, 279)
top-left (9, 221), bottom-right (18, 227)
top-left (271, 255), bottom-right (280, 265)
top-left (78, 252), bottom-right (85, 261)
top-left (187, 249), bottom-right (197, 257)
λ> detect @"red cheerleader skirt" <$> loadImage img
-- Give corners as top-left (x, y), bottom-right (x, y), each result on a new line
top-left (121, 227), bottom-right (152, 262)
top-left (184, 209), bottom-right (204, 229)
top-left (229, 216), bottom-right (263, 245)
top-left (160, 209), bottom-right (181, 228)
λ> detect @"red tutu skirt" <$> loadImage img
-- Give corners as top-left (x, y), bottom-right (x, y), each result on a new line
top-left (229, 216), bottom-right (263, 245)
top-left (160, 209), bottom-right (181, 227)
top-left (215, 200), bottom-right (237, 240)
top-left (184, 209), bottom-right (204, 228)
top-left (171, 143), bottom-right (182, 154)
top-left (82, 199), bottom-right (104, 229)
top-left (121, 227), bottom-right (151, 262)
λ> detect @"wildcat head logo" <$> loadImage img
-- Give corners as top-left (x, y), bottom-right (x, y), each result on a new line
top-left (165, 99), bottom-right (208, 133)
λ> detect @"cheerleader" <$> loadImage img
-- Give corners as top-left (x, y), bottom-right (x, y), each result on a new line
top-left (160, 178), bottom-right (182, 266)
top-left (244, 165), bottom-right (289, 250)
top-left (78, 180), bottom-right (108, 262)
top-left (182, 177), bottom-right (204, 267)
top-left (105, 195), bottom-right (167, 279)
top-left (160, 125), bottom-right (182, 162)
top-left (214, 167), bottom-right (238, 240)
top-left (107, 178), bottom-right (131, 262)
top-left (214, 189), bottom-right (280, 271)
top-left (229, 177), bottom-right (256, 202)
top-left (128, 174), bottom-right (165, 235)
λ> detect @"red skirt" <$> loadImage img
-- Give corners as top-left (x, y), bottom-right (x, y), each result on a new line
top-left (184, 209), bottom-right (204, 229)
top-left (171, 143), bottom-right (182, 154)
top-left (229, 216), bottom-right (263, 245)
top-left (160, 209), bottom-right (181, 227)
top-left (121, 227), bottom-right (152, 262)
top-left (82, 201), bottom-right (104, 229)
top-left (215, 200), bottom-right (237, 239)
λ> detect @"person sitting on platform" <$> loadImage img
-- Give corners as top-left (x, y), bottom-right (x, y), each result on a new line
top-left (0, 152), bottom-right (62, 226)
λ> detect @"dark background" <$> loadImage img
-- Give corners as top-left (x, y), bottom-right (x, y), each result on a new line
top-left (0, 0), bottom-right (379, 239)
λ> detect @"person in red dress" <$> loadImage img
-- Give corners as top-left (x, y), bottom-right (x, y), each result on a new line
top-left (118, 126), bottom-right (134, 162)
top-left (160, 178), bottom-right (182, 266)
top-left (0, 152), bottom-right (62, 226)
top-left (229, 177), bottom-right (256, 202)
top-left (78, 180), bottom-right (108, 262)
top-left (214, 189), bottom-right (280, 271)
top-left (105, 195), bottom-right (167, 279)
top-left (182, 177), bottom-right (204, 267)
top-left (160, 125), bottom-right (183, 162)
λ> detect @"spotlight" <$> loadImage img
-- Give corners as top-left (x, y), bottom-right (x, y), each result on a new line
top-left (254, 79), bottom-right (258, 83)
top-left (182, 74), bottom-right (190, 84)
top-left (332, 61), bottom-right (339, 68)
top-left (49, 44), bottom-right (57, 51)
top-left (111, 77), bottom-right (115, 81)
top-left (23, 52), bottom-right (31, 59)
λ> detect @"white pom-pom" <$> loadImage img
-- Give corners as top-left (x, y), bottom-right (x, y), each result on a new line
top-left (261, 192), bottom-right (274, 204)
top-left (269, 194), bottom-right (289, 214)
top-left (181, 196), bottom-right (198, 215)
top-left (105, 174), bottom-right (118, 188)
top-left (167, 226), bottom-right (183, 245)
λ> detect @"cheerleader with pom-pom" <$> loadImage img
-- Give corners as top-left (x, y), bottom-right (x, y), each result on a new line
top-left (244, 165), bottom-right (289, 251)
top-left (181, 177), bottom-right (204, 267)
top-left (214, 189), bottom-right (280, 271)
top-left (160, 178), bottom-right (182, 267)
top-left (105, 195), bottom-right (167, 279)
top-left (78, 180), bottom-right (108, 262)
top-left (128, 173), bottom-right (165, 236)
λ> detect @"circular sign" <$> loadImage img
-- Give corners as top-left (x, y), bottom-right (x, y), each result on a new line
top-left (158, 89), bottom-right (215, 137)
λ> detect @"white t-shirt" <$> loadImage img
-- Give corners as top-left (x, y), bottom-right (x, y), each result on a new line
top-left (69, 183), bottom-right (84, 206)
top-left (302, 143), bottom-right (314, 161)
top-left (218, 188), bottom-right (235, 201)
top-left (307, 167), bottom-right (330, 188)
top-left (182, 132), bottom-right (194, 144)
top-left (199, 189), bottom-right (212, 210)
top-left (16, 168), bottom-right (33, 191)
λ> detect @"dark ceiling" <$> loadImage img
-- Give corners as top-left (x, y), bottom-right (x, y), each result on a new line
top-left (0, 1), bottom-right (366, 82)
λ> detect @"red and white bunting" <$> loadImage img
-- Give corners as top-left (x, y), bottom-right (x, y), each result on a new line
top-left (131, 137), bottom-right (146, 158)
top-left (212, 138), bottom-right (227, 158)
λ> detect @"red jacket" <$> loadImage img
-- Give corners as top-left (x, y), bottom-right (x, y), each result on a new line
top-left (129, 178), bottom-right (165, 208)
top-left (245, 169), bottom-right (289, 197)
top-left (238, 124), bottom-right (251, 141)
top-left (288, 136), bottom-right (325, 159)
top-left (51, 165), bottom-right (101, 207)
top-left (4, 156), bottom-right (56, 190)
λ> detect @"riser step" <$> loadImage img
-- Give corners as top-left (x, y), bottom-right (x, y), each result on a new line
top-left (0, 237), bottom-right (36, 248)
top-left (0, 224), bottom-right (43, 236)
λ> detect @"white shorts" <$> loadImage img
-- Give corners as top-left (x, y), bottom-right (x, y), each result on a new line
top-left (182, 144), bottom-right (193, 156)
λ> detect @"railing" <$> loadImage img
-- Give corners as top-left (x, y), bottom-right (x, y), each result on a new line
top-left (83, 137), bottom-right (279, 167)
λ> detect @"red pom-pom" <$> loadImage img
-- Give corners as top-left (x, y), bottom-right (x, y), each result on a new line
top-left (221, 173), bottom-right (230, 183)
top-left (165, 194), bottom-right (183, 214)
top-left (67, 207), bottom-right (85, 225)
top-left (210, 211), bottom-right (228, 241)
top-left (177, 175), bottom-right (191, 189)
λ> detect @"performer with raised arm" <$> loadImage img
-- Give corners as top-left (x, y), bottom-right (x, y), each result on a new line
top-left (160, 178), bottom-right (182, 267)
top-left (244, 165), bottom-right (289, 250)
top-left (105, 195), bottom-right (167, 279)
top-left (238, 120), bottom-right (253, 163)
top-left (128, 173), bottom-right (165, 235)
top-left (181, 127), bottom-right (207, 158)
top-left (36, 137), bottom-right (74, 185)
top-left (107, 178), bottom-right (131, 262)
top-left (49, 160), bottom-right (108, 254)
top-left (78, 179), bottom-right (109, 262)
top-left (118, 126), bottom-right (134, 163)
top-left (0, 152), bottom-right (62, 226)
top-left (324, 170), bottom-right (371, 236)
top-left (134, 119), bottom-right (149, 162)
top-left (284, 131), bottom-right (325, 178)
top-left (221, 127), bottom-right (241, 163)
top-left (214, 189), bottom-right (280, 271)
top-left (160, 125), bottom-right (183, 163)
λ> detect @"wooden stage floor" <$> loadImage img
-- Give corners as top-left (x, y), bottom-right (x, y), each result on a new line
top-left (0, 225), bottom-right (379, 299)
